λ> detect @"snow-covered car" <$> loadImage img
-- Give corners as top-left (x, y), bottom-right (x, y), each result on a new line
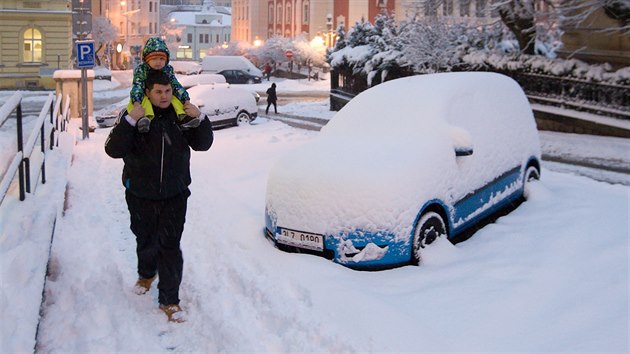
top-left (187, 83), bottom-right (258, 128)
top-left (264, 72), bottom-right (542, 270)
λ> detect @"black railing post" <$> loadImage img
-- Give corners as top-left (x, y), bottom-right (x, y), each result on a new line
top-left (40, 123), bottom-right (46, 185)
top-left (49, 99), bottom-right (55, 150)
top-left (16, 104), bottom-right (26, 201)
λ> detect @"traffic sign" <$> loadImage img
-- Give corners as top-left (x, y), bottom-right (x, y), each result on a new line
top-left (76, 40), bottom-right (95, 68)
top-left (285, 50), bottom-right (294, 59)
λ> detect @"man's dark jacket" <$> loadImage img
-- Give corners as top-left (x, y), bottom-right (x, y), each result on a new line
top-left (104, 105), bottom-right (213, 200)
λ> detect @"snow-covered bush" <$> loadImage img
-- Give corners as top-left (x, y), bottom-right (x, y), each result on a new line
top-left (328, 9), bottom-right (629, 86)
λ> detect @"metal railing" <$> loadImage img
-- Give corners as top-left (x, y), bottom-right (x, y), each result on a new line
top-left (504, 71), bottom-right (630, 120)
top-left (0, 92), bottom-right (70, 204)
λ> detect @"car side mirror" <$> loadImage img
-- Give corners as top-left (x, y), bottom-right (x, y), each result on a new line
top-left (449, 125), bottom-right (473, 157)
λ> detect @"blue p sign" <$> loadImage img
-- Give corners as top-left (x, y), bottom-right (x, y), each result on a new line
top-left (76, 41), bottom-right (95, 68)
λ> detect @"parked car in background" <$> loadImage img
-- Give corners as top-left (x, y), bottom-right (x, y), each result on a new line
top-left (264, 72), bottom-right (542, 270)
top-left (218, 69), bottom-right (262, 84)
top-left (201, 55), bottom-right (263, 77)
top-left (187, 83), bottom-right (258, 128)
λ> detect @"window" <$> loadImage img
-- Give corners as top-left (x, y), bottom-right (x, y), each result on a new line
top-left (424, 0), bottom-right (438, 16)
top-left (216, 34), bottom-right (219, 43)
top-left (443, 0), bottom-right (453, 15)
top-left (286, 4), bottom-right (291, 24)
top-left (23, 27), bottom-right (43, 63)
top-left (475, 0), bottom-right (486, 17)
top-left (199, 33), bottom-right (203, 43)
top-left (277, 6), bottom-right (282, 24)
top-left (205, 34), bottom-right (209, 43)
top-left (303, 2), bottom-right (309, 23)
top-left (460, 0), bottom-right (470, 16)
top-left (177, 46), bottom-right (192, 59)
top-left (269, 4), bottom-right (274, 23)
top-left (149, 2), bottom-right (152, 11)
top-left (187, 33), bottom-right (193, 43)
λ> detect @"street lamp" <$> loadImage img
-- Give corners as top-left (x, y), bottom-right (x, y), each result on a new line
top-left (253, 36), bottom-right (262, 47)
top-left (325, 13), bottom-right (334, 48)
top-left (120, 1), bottom-right (128, 49)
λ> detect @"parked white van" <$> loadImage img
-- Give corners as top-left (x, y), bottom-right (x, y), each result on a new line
top-left (201, 56), bottom-right (263, 77)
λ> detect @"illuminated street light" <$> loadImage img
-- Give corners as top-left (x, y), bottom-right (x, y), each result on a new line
top-left (253, 36), bottom-right (262, 47)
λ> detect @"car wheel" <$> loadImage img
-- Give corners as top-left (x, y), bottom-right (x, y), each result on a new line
top-left (236, 111), bottom-right (251, 126)
top-left (411, 211), bottom-right (447, 266)
top-left (246, 78), bottom-right (254, 84)
top-left (523, 165), bottom-right (540, 199)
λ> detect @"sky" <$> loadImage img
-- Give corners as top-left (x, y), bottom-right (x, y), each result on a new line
top-left (0, 71), bottom-right (629, 353)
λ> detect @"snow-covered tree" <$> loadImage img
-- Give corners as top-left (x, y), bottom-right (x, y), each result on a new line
top-left (398, 16), bottom-right (467, 73)
top-left (493, 0), bottom-right (537, 55)
top-left (246, 35), bottom-right (294, 66)
top-left (160, 15), bottom-right (185, 56)
top-left (92, 16), bottom-right (117, 66)
top-left (365, 12), bottom-right (407, 84)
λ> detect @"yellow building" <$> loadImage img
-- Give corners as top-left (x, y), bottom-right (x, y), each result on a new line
top-left (0, 0), bottom-right (73, 90)
top-left (558, 6), bottom-right (630, 70)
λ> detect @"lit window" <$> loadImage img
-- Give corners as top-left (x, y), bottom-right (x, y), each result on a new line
top-left (286, 4), bottom-right (291, 24)
top-left (23, 27), bottom-right (42, 63)
top-left (303, 2), bottom-right (309, 23)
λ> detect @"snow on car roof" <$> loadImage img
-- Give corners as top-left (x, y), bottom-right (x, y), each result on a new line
top-left (177, 73), bottom-right (226, 88)
top-left (266, 72), bottom-right (541, 239)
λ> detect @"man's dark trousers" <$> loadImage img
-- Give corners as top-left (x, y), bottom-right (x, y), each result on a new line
top-left (125, 189), bottom-right (190, 306)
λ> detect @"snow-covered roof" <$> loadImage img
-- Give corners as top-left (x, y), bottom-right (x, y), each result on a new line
top-left (168, 10), bottom-right (231, 27)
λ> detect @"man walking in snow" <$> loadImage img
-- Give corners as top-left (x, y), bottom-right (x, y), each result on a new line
top-left (265, 83), bottom-right (278, 114)
top-left (104, 69), bottom-right (213, 323)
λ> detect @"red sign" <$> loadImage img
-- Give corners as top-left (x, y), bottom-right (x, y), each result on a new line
top-left (285, 50), bottom-right (294, 59)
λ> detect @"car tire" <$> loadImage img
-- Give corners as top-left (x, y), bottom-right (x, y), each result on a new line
top-left (236, 111), bottom-right (251, 126)
top-left (411, 211), bottom-right (447, 266)
top-left (523, 165), bottom-right (540, 199)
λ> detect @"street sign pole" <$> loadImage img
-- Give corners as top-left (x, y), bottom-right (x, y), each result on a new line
top-left (76, 40), bottom-right (95, 139)
top-left (81, 68), bottom-right (88, 139)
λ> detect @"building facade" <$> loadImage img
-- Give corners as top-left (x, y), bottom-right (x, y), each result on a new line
top-left (93, 0), bottom-right (161, 69)
top-left (0, 0), bottom-right (73, 89)
top-left (167, 7), bottom-right (232, 60)
top-left (558, 6), bottom-right (630, 69)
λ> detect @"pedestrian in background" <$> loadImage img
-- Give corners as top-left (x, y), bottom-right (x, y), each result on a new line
top-left (263, 62), bottom-right (272, 81)
top-left (266, 83), bottom-right (277, 115)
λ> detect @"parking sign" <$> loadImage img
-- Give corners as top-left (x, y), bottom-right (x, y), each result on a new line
top-left (76, 40), bottom-right (95, 68)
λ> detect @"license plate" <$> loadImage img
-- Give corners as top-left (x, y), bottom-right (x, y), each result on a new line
top-left (276, 227), bottom-right (324, 252)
